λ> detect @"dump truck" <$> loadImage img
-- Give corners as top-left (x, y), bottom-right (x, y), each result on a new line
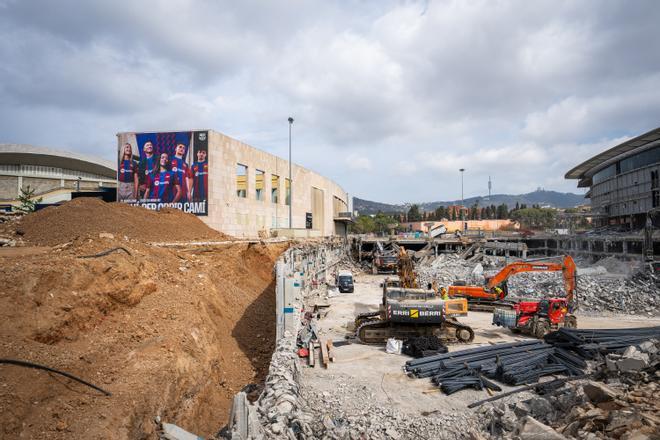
top-left (372, 242), bottom-right (398, 274)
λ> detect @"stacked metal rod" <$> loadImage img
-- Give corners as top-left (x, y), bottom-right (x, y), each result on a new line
top-left (544, 326), bottom-right (660, 360)
top-left (405, 340), bottom-right (580, 393)
top-left (406, 327), bottom-right (660, 395)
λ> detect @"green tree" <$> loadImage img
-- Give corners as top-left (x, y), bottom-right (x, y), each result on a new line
top-left (351, 215), bottom-right (376, 234)
top-left (374, 213), bottom-right (398, 235)
top-left (510, 208), bottom-right (557, 229)
top-left (496, 203), bottom-right (508, 219)
top-left (16, 185), bottom-right (42, 213)
top-left (407, 204), bottom-right (422, 221)
top-left (434, 206), bottom-right (446, 220)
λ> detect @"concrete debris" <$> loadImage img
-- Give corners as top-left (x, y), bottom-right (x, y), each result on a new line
top-left (160, 423), bottom-right (204, 440)
top-left (300, 373), bottom-right (480, 439)
top-left (582, 381), bottom-right (619, 404)
top-left (516, 416), bottom-right (567, 440)
top-left (0, 237), bottom-right (17, 247)
top-left (480, 375), bottom-right (660, 440)
top-left (507, 269), bottom-right (660, 316)
top-left (603, 340), bottom-right (660, 373)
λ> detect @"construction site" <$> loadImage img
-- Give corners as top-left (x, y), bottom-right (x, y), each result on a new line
top-left (4, 0), bottom-right (660, 438)
top-left (0, 180), bottom-right (659, 440)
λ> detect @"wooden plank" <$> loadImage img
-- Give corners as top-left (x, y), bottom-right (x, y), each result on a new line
top-left (326, 339), bottom-right (336, 362)
top-left (320, 338), bottom-right (330, 368)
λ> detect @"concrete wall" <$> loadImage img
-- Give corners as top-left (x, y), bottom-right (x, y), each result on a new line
top-left (0, 176), bottom-right (18, 199)
top-left (206, 131), bottom-right (349, 238)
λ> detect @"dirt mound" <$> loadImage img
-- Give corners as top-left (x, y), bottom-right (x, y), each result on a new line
top-left (0, 239), bottom-right (288, 439)
top-left (14, 198), bottom-right (230, 245)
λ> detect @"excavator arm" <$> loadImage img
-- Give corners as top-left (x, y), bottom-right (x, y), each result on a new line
top-left (448, 255), bottom-right (577, 304)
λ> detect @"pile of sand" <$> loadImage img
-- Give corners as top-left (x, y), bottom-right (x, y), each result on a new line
top-left (0, 237), bottom-right (288, 439)
top-left (14, 198), bottom-right (230, 245)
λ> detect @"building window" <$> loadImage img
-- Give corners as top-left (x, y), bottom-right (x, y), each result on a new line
top-left (652, 170), bottom-right (659, 189)
top-left (285, 178), bottom-right (291, 206)
top-left (236, 164), bottom-right (247, 198)
top-left (271, 175), bottom-right (279, 203)
top-left (255, 169), bottom-right (265, 201)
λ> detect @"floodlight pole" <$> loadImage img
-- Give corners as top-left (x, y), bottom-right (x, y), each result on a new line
top-left (288, 117), bottom-right (294, 229)
top-left (460, 168), bottom-right (465, 230)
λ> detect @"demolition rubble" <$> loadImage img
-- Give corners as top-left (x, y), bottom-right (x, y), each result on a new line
top-left (417, 253), bottom-right (660, 316)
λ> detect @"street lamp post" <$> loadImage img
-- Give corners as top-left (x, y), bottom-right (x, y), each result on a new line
top-left (459, 168), bottom-right (465, 230)
top-left (288, 117), bottom-right (294, 229)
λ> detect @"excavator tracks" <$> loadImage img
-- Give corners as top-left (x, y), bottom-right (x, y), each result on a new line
top-left (356, 318), bottom-right (474, 345)
top-left (354, 311), bottom-right (380, 330)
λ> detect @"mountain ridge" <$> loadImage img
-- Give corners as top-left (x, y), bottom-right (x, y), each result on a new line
top-left (353, 190), bottom-right (587, 215)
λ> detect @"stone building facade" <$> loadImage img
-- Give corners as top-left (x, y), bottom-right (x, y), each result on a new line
top-left (117, 130), bottom-right (351, 238)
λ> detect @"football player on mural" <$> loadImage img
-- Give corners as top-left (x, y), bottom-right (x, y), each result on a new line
top-left (138, 140), bottom-right (158, 199)
top-left (190, 148), bottom-right (209, 202)
top-left (145, 153), bottom-right (182, 203)
top-left (170, 143), bottom-right (193, 203)
top-left (118, 142), bottom-right (138, 201)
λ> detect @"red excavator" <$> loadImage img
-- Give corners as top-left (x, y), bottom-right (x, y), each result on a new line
top-left (448, 255), bottom-right (578, 338)
top-left (447, 255), bottom-right (577, 312)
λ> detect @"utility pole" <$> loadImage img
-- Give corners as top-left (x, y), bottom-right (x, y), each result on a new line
top-left (288, 117), bottom-right (294, 229)
top-left (460, 168), bottom-right (465, 230)
top-left (488, 175), bottom-right (492, 199)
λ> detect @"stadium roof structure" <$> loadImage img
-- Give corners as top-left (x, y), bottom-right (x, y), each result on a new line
top-left (0, 144), bottom-right (115, 178)
top-left (565, 127), bottom-right (660, 184)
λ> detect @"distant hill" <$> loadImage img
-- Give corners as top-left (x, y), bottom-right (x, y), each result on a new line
top-left (354, 190), bottom-right (587, 215)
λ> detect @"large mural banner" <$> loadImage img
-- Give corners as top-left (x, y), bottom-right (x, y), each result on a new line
top-left (117, 131), bottom-right (209, 215)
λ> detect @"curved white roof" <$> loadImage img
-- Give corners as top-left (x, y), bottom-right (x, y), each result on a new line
top-left (565, 127), bottom-right (660, 180)
top-left (0, 144), bottom-right (115, 178)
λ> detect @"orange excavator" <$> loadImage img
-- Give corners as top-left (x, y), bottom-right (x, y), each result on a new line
top-left (448, 255), bottom-right (577, 312)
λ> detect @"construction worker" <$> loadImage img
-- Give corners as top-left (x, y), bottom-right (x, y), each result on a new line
top-left (493, 285), bottom-right (504, 300)
top-left (440, 287), bottom-right (449, 300)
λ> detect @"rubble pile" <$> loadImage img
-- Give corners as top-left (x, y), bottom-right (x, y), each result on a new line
top-left (479, 339), bottom-right (660, 439)
top-left (416, 251), bottom-right (659, 315)
top-left (252, 334), bottom-right (315, 439)
top-left (508, 270), bottom-right (660, 315)
top-left (416, 253), bottom-right (496, 288)
top-left (300, 373), bottom-right (481, 440)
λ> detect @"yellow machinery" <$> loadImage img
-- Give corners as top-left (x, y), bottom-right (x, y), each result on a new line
top-left (354, 247), bottom-right (473, 344)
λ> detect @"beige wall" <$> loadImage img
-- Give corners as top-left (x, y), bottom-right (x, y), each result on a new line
top-left (206, 131), bottom-right (348, 238)
top-left (404, 219), bottom-right (518, 233)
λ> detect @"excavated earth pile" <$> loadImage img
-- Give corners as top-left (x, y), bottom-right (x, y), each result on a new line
top-left (9, 197), bottom-right (231, 246)
top-left (0, 199), bottom-right (288, 439)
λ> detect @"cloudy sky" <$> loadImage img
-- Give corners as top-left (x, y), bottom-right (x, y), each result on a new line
top-left (1, 0), bottom-right (659, 203)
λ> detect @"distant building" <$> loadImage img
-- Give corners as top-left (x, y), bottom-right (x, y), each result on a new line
top-left (0, 144), bottom-right (116, 206)
top-left (565, 127), bottom-right (660, 228)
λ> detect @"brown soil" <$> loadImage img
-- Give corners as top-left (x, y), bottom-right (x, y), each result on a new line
top-left (0, 202), bottom-right (288, 439)
top-left (12, 198), bottom-right (231, 246)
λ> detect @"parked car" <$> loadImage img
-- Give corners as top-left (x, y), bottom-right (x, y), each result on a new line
top-left (337, 270), bottom-right (354, 293)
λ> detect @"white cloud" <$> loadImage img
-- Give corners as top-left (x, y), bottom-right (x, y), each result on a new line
top-left (345, 153), bottom-right (372, 171)
top-left (0, 0), bottom-right (659, 202)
